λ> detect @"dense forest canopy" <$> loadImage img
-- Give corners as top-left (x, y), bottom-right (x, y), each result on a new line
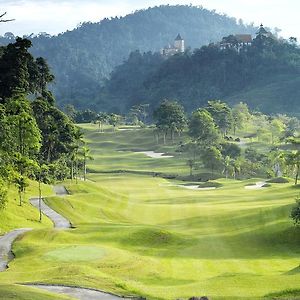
top-left (0, 5), bottom-right (257, 109)
top-left (100, 32), bottom-right (300, 115)
top-left (0, 38), bottom-right (88, 209)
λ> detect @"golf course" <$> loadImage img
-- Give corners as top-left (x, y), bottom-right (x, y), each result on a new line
top-left (0, 123), bottom-right (299, 300)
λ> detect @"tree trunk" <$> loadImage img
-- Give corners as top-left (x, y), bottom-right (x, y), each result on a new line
top-left (18, 190), bottom-right (22, 206)
top-left (84, 157), bottom-right (86, 181)
top-left (38, 178), bottom-right (42, 222)
top-left (163, 132), bottom-right (166, 145)
top-left (71, 161), bottom-right (74, 181)
top-left (295, 164), bottom-right (299, 185)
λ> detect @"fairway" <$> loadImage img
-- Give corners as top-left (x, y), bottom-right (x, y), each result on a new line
top-left (0, 124), bottom-right (300, 300)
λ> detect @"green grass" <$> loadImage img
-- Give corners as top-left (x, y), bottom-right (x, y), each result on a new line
top-left (0, 181), bottom-right (53, 235)
top-left (1, 124), bottom-right (300, 299)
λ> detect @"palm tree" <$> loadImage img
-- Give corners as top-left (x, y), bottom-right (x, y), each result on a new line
top-left (80, 145), bottom-right (93, 181)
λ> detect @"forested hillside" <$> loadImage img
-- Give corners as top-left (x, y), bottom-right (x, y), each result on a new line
top-left (100, 33), bottom-right (300, 115)
top-left (0, 5), bottom-right (256, 108)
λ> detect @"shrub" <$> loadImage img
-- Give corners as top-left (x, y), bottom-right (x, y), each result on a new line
top-left (267, 177), bottom-right (289, 184)
top-left (0, 181), bottom-right (8, 210)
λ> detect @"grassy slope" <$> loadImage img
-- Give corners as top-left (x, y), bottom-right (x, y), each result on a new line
top-left (0, 181), bottom-right (53, 235)
top-left (1, 124), bottom-right (300, 300)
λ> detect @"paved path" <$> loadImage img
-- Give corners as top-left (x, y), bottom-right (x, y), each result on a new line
top-left (0, 228), bottom-right (32, 271)
top-left (0, 186), bottom-right (138, 299)
top-left (53, 185), bottom-right (69, 196)
top-left (27, 285), bottom-right (132, 300)
top-left (30, 198), bottom-right (71, 229)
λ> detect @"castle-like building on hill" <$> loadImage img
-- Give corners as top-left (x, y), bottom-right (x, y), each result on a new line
top-left (161, 34), bottom-right (185, 56)
top-left (219, 24), bottom-right (273, 52)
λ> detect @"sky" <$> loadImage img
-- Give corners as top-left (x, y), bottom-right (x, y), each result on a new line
top-left (0, 0), bottom-right (299, 40)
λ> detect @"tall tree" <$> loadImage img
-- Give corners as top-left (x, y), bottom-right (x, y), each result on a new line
top-left (153, 100), bottom-right (186, 143)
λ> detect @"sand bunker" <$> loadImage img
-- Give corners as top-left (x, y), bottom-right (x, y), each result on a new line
top-left (160, 183), bottom-right (216, 190)
top-left (245, 182), bottom-right (267, 190)
top-left (136, 151), bottom-right (174, 158)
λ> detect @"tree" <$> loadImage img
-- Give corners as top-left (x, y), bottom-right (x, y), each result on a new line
top-left (291, 196), bottom-right (300, 225)
top-left (206, 100), bottom-right (233, 136)
top-left (188, 109), bottom-right (219, 146)
top-left (0, 12), bottom-right (14, 23)
top-left (232, 102), bottom-right (250, 135)
top-left (5, 94), bottom-right (41, 159)
top-left (284, 150), bottom-right (300, 185)
top-left (96, 112), bottom-right (109, 132)
top-left (269, 118), bottom-right (285, 144)
top-left (79, 145), bottom-right (93, 181)
top-left (153, 100), bottom-right (187, 143)
top-left (13, 174), bottom-right (28, 206)
top-left (0, 38), bottom-right (33, 100)
top-left (108, 113), bottom-right (123, 131)
top-left (0, 179), bottom-right (8, 210)
top-left (202, 146), bottom-right (223, 175)
top-left (220, 142), bottom-right (241, 159)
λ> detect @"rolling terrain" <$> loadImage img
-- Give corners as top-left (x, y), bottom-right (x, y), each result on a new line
top-left (0, 124), bottom-right (299, 299)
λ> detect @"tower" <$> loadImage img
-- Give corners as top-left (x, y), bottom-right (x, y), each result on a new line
top-left (174, 34), bottom-right (185, 53)
top-left (256, 24), bottom-right (269, 37)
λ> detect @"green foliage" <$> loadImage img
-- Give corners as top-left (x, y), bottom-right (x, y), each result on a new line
top-left (188, 109), bottom-right (219, 145)
top-left (0, 5), bottom-right (257, 109)
top-left (154, 100), bottom-right (187, 142)
top-left (0, 180), bottom-right (8, 210)
top-left (291, 196), bottom-right (300, 225)
top-left (101, 33), bottom-right (300, 114)
top-left (206, 100), bottom-right (233, 135)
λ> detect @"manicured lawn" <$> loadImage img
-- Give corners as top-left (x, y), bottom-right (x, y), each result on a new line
top-left (1, 124), bottom-right (300, 299)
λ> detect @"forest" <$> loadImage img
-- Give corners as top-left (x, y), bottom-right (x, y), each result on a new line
top-left (100, 32), bottom-right (300, 115)
top-left (0, 38), bottom-right (87, 211)
top-left (0, 5), bottom-right (256, 109)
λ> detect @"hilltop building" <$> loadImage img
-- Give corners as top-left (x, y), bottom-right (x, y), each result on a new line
top-left (256, 24), bottom-right (273, 38)
top-left (161, 34), bottom-right (185, 56)
top-left (220, 34), bottom-right (253, 51)
top-left (219, 24), bottom-right (272, 52)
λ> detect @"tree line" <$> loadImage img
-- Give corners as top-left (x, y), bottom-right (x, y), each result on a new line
top-left (100, 32), bottom-right (300, 115)
top-left (0, 38), bottom-right (91, 217)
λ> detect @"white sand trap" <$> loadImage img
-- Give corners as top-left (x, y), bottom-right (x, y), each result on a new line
top-left (136, 151), bottom-right (174, 158)
top-left (245, 182), bottom-right (266, 190)
top-left (159, 183), bottom-right (216, 190)
top-left (118, 128), bottom-right (138, 131)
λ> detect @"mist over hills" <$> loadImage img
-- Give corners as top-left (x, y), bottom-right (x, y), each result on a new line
top-left (0, 5), bottom-right (257, 109)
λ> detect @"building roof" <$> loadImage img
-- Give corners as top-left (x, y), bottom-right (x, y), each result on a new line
top-left (235, 34), bottom-right (252, 43)
top-left (257, 24), bottom-right (268, 35)
top-left (175, 33), bottom-right (183, 41)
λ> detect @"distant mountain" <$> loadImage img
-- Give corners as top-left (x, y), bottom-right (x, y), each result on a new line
top-left (0, 5), bottom-right (256, 109)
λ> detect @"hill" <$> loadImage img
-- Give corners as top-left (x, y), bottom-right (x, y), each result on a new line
top-left (100, 33), bottom-right (300, 115)
top-left (0, 5), bottom-right (256, 109)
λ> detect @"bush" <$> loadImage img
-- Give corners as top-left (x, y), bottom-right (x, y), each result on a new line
top-left (0, 181), bottom-right (8, 210)
top-left (291, 197), bottom-right (300, 225)
top-left (267, 177), bottom-right (289, 184)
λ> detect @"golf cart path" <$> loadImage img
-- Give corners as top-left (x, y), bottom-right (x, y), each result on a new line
top-left (0, 186), bottom-right (133, 299)
top-left (0, 185), bottom-right (70, 272)
top-left (26, 285), bottom-right (132, 300)
top-left (31, 184), bottom-right (71, 229)
top-left (0, 228), bottom-right (32, 271)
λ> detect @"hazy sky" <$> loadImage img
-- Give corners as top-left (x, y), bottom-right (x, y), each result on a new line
top-left (0, 0), bottom-right (299, 40)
